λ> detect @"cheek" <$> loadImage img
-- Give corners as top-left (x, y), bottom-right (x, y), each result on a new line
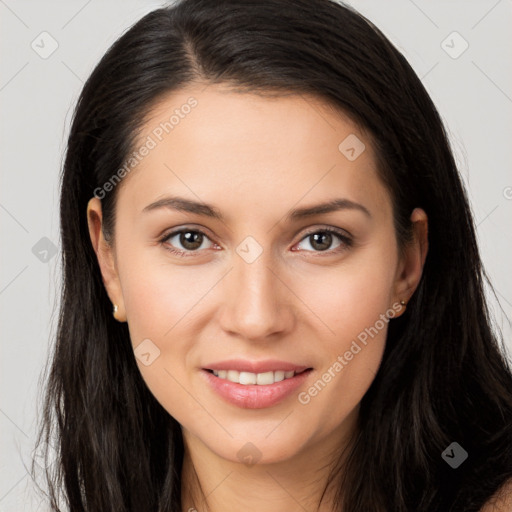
top-left (119, 247), bottom-right (209, 343)
top-left (292, 249), bottom-right (396, 430)
top-left (297, 330), bottom-right (386, 441)
top-left (296, 286), bottom-right (390, 439)
top-left (299, 249), bottom-right (397, 347)
top-left (118, 253), bottom-right (206, 424)
top-left (117, 248), bottom-right (221, 414)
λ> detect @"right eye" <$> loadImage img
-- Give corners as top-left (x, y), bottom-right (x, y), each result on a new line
top-left (159, 228), bottom-right (216, 257)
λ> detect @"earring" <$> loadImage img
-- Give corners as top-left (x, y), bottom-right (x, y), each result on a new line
top-left (400, 299), bottom-right (407, 308)
top-left (112, 304), bottom-right (126, 322)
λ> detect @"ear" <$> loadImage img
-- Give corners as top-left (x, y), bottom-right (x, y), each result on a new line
top-left (392, 207), bottom-right (428, 317)
top-left (86, 198), bottom-right (127, 322)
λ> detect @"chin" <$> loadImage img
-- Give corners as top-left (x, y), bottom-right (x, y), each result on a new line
top-left (199, 425), bottom-right (313, 467)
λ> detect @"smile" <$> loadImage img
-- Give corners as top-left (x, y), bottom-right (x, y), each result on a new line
top-left (209, 369), bottom-right (302, 385)
top-left (201, 363), bottom-right (313, 409)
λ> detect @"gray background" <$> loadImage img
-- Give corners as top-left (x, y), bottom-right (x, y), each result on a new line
top-left (1, 1), bottom-right (511, 509)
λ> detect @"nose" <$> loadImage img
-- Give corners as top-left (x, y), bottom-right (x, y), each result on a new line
top-left (218, 248), bottom-right (296, 342)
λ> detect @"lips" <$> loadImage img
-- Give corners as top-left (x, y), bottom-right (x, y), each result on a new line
top-left (201, 359), bottom-right (313, 409)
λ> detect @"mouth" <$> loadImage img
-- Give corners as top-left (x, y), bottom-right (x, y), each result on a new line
top-left (205, 368), bottom-right (311, 385)
top-left (201, 363), bottom-right (313, 409)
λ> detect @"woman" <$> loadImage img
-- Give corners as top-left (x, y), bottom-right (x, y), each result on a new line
top-left (33, 0), bottom-right (512, 510)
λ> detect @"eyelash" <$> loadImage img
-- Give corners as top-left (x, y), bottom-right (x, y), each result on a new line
top-left (158, 226), bottom-right (353, 258)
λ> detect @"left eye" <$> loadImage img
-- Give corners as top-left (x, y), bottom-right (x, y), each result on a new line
top-left (294, 228), bottom-right (351, 253)
top-left (159, 227), bottom-right (352, 257)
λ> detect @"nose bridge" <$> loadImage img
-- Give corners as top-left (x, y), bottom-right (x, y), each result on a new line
top-left (219, 236), bottom-right (293, 340)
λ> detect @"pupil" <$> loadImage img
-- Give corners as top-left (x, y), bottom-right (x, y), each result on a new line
top-left (182, 231), bottom-right (202, 250)
top-left (312, 232), bottom-right (331, 251)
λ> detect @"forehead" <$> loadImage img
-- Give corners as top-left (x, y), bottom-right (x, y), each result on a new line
top-left (116, 84), bottom-right (392, 223)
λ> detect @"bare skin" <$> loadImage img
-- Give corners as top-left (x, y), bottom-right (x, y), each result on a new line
top-left (87, 83), bottom-right (428, 511)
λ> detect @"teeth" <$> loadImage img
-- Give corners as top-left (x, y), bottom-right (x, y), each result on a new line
top-left (274, 370), bottom-right (285, 382)
top-left (256, 371), bottom-right (274, 385)
top-left (239, 371), bottom-right (256, 385)
top-left (211, 369), bottom-right (300, 385)
top-left (227, 370), bottom-right (239, 382)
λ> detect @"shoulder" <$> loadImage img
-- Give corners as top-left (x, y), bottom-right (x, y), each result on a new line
top-left (480, 478), bottom-right (512, 512)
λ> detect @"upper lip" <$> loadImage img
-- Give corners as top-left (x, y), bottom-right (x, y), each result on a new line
top-left (203, 359), bottom-right (311, 374)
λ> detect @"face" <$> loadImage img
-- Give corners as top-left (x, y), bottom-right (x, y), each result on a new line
top-left (88, 83), bottom-right (427, 467)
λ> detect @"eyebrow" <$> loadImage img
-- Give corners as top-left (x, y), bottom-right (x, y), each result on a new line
top-left (142, 195), bottom-right (371, 221)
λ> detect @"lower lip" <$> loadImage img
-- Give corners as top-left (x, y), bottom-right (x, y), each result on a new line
top-left (201, 369), bottom-right (312, 409)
